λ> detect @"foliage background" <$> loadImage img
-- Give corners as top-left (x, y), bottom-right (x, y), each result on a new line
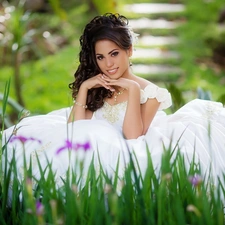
top-left (0, 0), bottom-right (225, 120)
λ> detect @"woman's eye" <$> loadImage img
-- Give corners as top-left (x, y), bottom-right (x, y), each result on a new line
top-left (97, 55), bottom-right (103, 60)
top-left (111, 51), bottom-right (119, 57)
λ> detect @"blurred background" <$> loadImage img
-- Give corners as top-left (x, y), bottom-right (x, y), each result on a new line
top-left (1, 0), bottom-right (225, 126)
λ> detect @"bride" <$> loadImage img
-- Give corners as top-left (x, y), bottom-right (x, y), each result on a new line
top-left (2, 13), bottom-right (225, 188)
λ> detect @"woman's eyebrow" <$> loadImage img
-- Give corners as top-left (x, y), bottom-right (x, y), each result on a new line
top-left (108, 49), bottom-right (119, 55)
top-left (96, 49), bottom-right (119, 56)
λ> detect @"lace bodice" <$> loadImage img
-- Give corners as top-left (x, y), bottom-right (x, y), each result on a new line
top-left (92, 83), bottom-right (172, 132)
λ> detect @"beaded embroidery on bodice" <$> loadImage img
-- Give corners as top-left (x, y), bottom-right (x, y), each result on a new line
top-left (101, 101), bottom-right (127, 124)
top-left (92, 101), bottom-right (127, 131)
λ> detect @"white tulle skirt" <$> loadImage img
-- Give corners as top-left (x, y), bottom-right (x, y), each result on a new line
top-left (2, 99), bottom-right (225, 188)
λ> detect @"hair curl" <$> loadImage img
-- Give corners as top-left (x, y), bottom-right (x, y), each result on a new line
top-left (68, 13), bottom-right (133, 111)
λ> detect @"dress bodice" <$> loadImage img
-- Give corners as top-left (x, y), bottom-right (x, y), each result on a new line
top-left (92, 83), bottom-right (172, 132)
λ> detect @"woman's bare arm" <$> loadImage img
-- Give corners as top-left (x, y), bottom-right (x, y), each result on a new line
top-left (141, 99), bottom-right (160, 134)
top-left (68, 74), bottom-right (114, 123)
top-left (67, 84), bottom-right (89, 122)
top-left (123, 84), bottom-right (160, 139)
top-left (122, 82), bottom-right (143, 139)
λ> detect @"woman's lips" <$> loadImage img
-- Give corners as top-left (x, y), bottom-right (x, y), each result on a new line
top-left (107, 68), bottom-right (118, 75)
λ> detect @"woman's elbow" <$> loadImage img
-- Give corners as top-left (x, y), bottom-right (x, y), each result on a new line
top-left (123, 127), bottom-right (143, 140)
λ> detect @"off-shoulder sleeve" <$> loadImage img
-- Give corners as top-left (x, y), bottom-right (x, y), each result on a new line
top-left (140, 83), bottom-right (172, 110)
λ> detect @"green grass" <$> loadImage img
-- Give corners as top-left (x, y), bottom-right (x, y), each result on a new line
top-left (0, 133), bottom-right (224, 225)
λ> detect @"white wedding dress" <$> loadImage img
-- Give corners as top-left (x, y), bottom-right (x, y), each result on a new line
top-left (2, 82), bottom-right (225, 188)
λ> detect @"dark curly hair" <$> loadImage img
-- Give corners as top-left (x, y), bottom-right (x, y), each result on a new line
top-left (69, 13), bottom-right (133, 111)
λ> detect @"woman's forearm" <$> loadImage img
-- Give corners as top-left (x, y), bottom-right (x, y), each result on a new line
top-left (67, 85), bottom-right (88, 123)
top-left (123, 83), bottom-right (143, 139)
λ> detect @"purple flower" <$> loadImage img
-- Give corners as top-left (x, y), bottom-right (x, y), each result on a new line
top-left (56, 140), bottom-right (91, 155)
top-left (74, 142), bottom-right (91, 151)
top-left (36, 200), bottom-right (44, 215)
top-left (10, 135), bottom-right (42, 144)
top-left (188, 174), bottom-right (202, 187)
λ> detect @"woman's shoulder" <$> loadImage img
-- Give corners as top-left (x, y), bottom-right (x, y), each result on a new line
top-left (137, 79), bottom-right (172, 110)
top-left (132, 76), bottom-right (158, 90)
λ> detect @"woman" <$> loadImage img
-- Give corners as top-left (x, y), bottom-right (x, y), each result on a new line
top-left (67, 13), bottom-right (171, 139)
top-left (2, 13), bottom-right (225, 188)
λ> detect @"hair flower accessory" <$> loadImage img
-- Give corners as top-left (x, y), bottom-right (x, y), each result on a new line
top-left (128, 26), bottom-right (139, 44)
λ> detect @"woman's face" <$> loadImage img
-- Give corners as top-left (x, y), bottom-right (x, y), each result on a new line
top-left (95, 39), bottom-right (132, 79)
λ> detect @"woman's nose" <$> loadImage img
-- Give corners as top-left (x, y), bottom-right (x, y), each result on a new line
top-left (105, 57), bottom-right (113, 67)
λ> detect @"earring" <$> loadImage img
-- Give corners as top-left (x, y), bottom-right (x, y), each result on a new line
top-left (129, 60), bottom-right (132, 66)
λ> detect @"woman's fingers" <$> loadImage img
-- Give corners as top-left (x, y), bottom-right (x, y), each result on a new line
top-left (96, 74), bottom-right (115, 91)
top-left (101, 74), bottom-right (114, 82)
top-left (101, 74), bottom-right (117, 85)
top-left (101, 75), bottom-right (123, 88)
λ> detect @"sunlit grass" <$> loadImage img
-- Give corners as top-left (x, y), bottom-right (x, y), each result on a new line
top-left (0, 133), bottom-right (224, 224)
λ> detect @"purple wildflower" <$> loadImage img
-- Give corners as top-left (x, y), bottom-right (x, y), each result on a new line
top-left (188, 174), bottom-right (202, 187)
top-left (56, 140), bottom-right (91, 155)
top-left (74, 142), bottom-right (91, 151)
top-left (10, 135), bottom-right (42, 144)
top-left (36, 200), bottom-right (44, 215)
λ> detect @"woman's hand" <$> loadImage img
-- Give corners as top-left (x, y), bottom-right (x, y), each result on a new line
top-left (101, 74), bottom-right (140, 91)
top-left (82, 74), bottom-right (115, 91)
top-left (69, 73), bottom-right (113, 123)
